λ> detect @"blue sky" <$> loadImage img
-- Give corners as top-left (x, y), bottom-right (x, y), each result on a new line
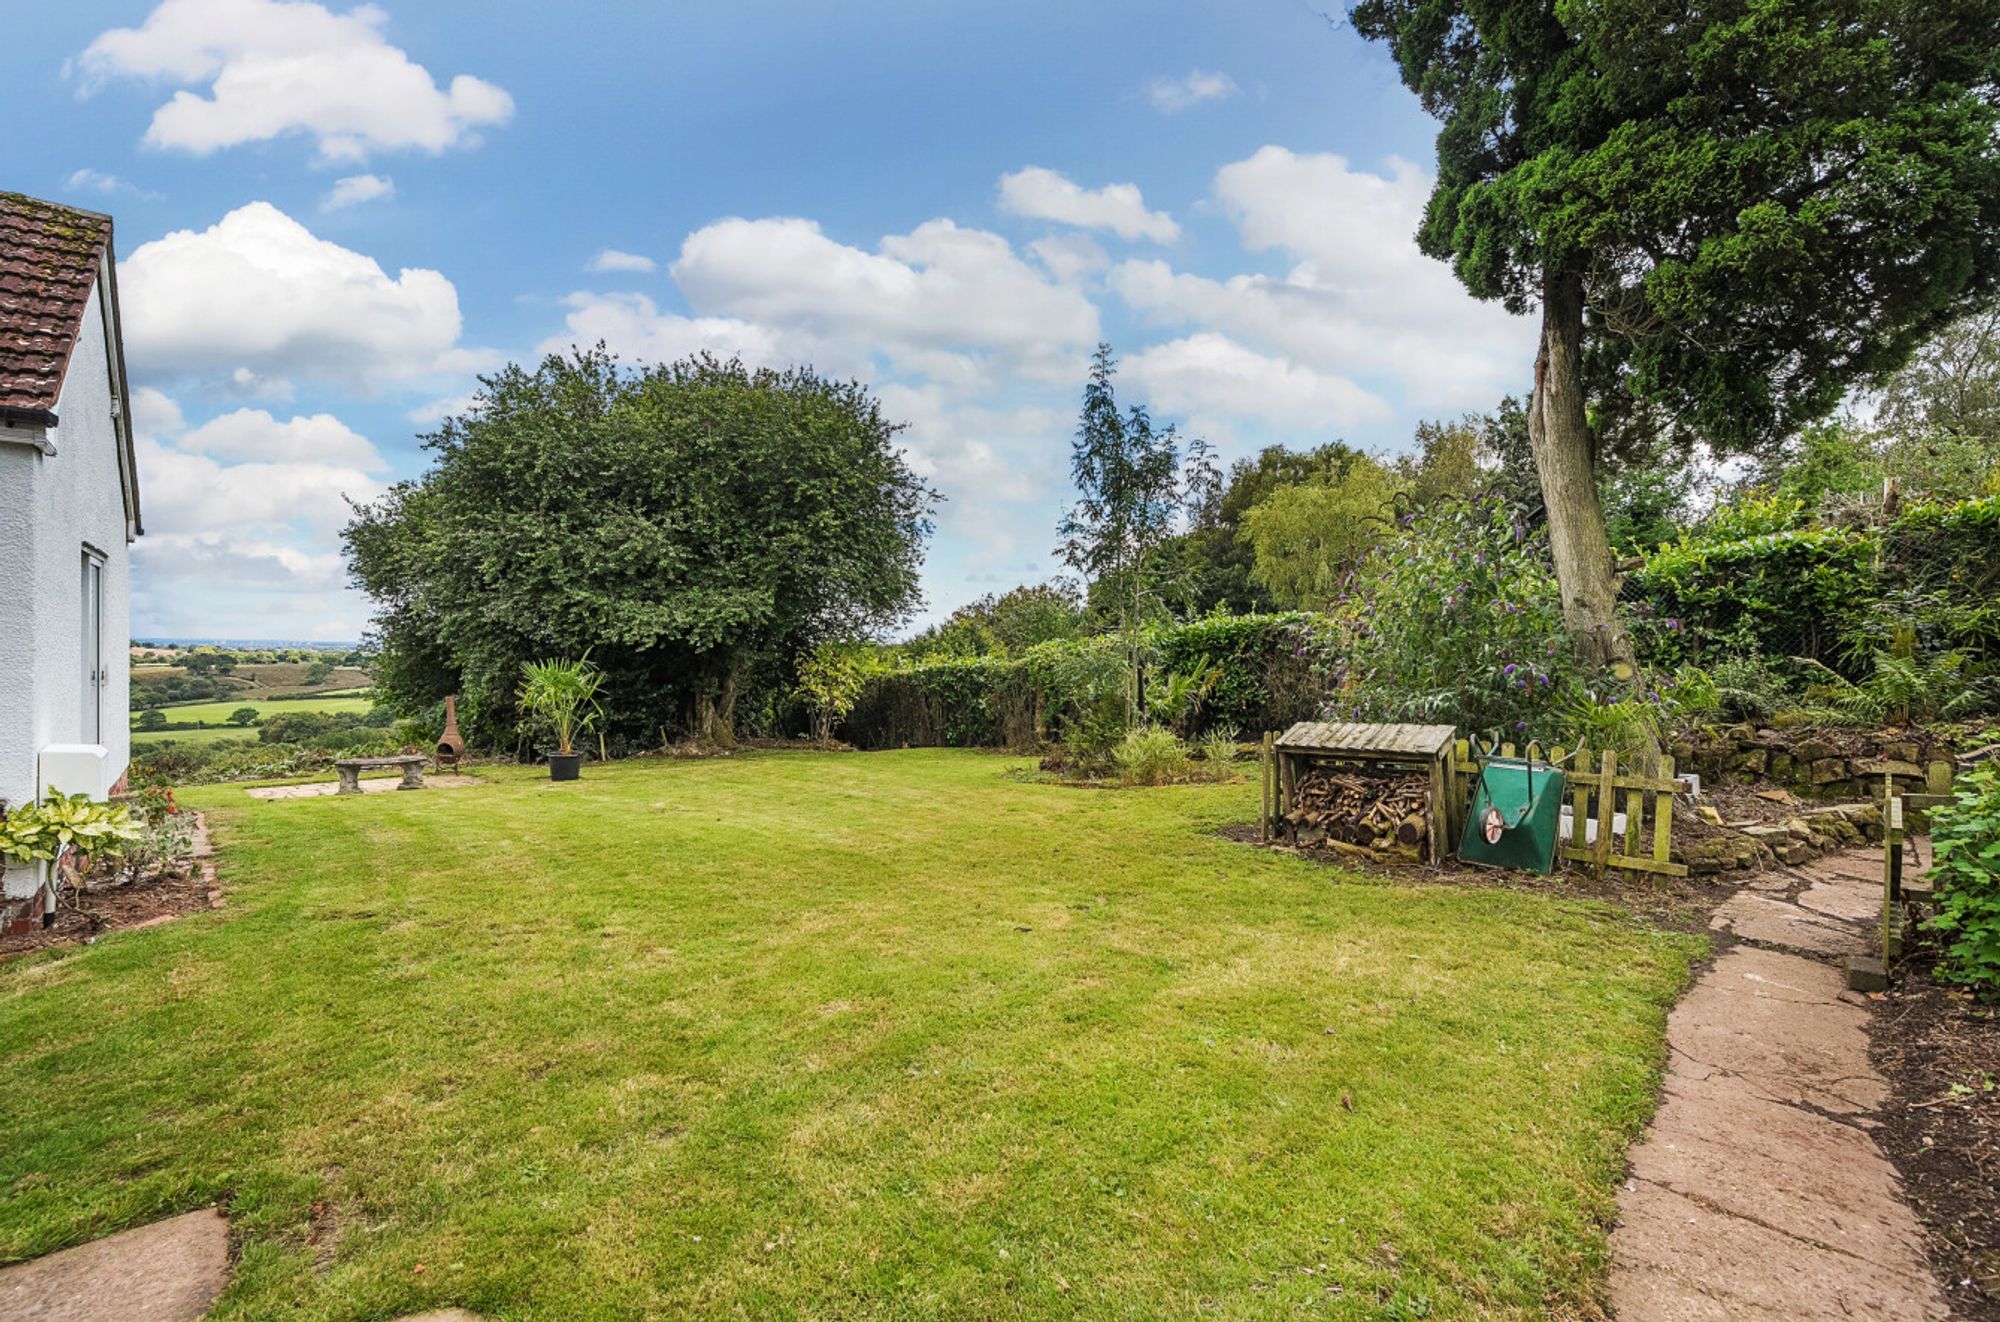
top-left (9, 0), bottom-right (1537, 641)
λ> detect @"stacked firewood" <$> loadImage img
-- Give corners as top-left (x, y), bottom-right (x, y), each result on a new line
top-left (1286, 766), bottom-right (1432, 859)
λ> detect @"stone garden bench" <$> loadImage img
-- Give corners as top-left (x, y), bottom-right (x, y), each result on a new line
top-left (333, 754), bottom-right (428, 795)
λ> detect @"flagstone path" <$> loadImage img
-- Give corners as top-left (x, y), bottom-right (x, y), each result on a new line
top-left (0, 1209), bottom-right (228, 1321)
top-left (1608, 847), bottom-right (1948, 1320)
top-left (245, 773), bottom-right (480, 800)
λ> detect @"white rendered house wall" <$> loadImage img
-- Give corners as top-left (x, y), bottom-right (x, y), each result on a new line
top-left (0, 278), bottom-right (132, 807)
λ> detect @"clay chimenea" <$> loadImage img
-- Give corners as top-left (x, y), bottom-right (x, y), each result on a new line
top-left (436, 695), bottom-right (466, 769)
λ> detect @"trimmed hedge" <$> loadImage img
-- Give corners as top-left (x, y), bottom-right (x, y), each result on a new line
top-left (1627, 495), bottom-right (2000, 671)
top-left (844, 614), bottom-right (1327, 750)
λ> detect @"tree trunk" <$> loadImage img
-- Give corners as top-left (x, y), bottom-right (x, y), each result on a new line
top-left (1529, 265), bottom-right (1638, 676)
top-left (691, 655), bottom-right (741, 747)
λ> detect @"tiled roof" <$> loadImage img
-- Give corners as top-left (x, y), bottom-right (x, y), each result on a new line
top-left (0, 192), bottom-right (112, 417)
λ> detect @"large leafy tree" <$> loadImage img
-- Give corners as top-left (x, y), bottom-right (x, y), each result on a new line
top-left (344, 349), bottom-right (934, 747)
top-left (1350, 0), bottom-right (2000, 669)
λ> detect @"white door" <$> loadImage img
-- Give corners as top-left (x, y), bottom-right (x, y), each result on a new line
top-left (80, 551), bottom-right (103, 744)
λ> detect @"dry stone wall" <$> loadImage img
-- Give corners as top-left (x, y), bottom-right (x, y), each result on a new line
top-left (1673, 724), bottom-right (1957, 800)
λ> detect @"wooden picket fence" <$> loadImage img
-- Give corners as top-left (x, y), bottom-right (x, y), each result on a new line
top-left (1446, 740), bottom-right (1689, 878)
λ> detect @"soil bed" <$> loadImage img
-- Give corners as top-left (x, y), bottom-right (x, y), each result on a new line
top-left (1872, 949), bottom-right (2000, 1320)
top-left (0, 863), bottom-right (213, 961)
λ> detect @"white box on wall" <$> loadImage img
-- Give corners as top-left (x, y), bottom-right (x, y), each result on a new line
top-left (37, 744), bottom-right (110, 801)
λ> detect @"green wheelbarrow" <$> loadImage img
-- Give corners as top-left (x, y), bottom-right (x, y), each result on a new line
top-left (1457, 737), bottom-right (1573, 873)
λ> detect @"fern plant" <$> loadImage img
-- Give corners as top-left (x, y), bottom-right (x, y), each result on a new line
top-left (1795, 627), bottom-right (1993, 726)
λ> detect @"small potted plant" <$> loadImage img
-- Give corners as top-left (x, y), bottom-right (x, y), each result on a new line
top-left (519, 656), bottom-right (603, 781)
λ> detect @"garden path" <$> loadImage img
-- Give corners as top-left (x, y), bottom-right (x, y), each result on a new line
top-left (1608, 847), bottom-right (1947, 1320)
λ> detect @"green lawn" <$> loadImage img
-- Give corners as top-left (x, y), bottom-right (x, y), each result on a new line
top-left (131, 694), bottom-right (376, 745)
top-left (0, 751), bottom-right (1702, 1319)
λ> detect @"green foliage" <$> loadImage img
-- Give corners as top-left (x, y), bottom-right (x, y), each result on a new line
top-left (1599, 460), bottom-right (1696, 556)
top-left (902, 583), bottom-right (1086, 661)
top-left (1056, 344), bottom-right (1216, 714)
top-left (256, 707), bottom-right (395, 746)
top-left (1764, 423), bottom-right (1885, 509)
top-left (1110, 725), bottom-right (1193, 786)
top-left (1350, 0), bottom-right (2000, 455)
top-left (1322, 498), bottom-right (1577, 738)
top-left (344, 347), bottom-right (934, 748)
top-left (1554, 695), bottom-right (1665, 766)
top-left (843, 616), bottom-right (1321, 752)
top-left (794, 644), bottom-right (867, 744)
top-left (1240, 457), bottom-right (1401, 608)
top-left (1159, 442), bottom-right (1362, 614)
top-left (1793, 630), bottom-right (1995, 728)
top-left (226, 707), bottom-right (261, 727)
top-left (1627, 524), bottom-right (1874, 668)
top-left (1627, 492), bottom-right (2000, 684)
top-left (1144, 655), bottom-right (1222, 737)
top-left (1194, 731), bottom-right (1240, 771)
top-left (135, 709), bottom-right (168, 732)
top-left (1878, 303), bottom-right (2000, 471)
top-left (1703, 652), bottom-right (1796, 724)
top-left (1877, 495), bottom-right (2000, 661)
top-left (0, 791), bottom-right (140, 865)
top-left (1925, 763), bottom-right (2000, 998)
top-left (518, 657), bottom-right (604, 756)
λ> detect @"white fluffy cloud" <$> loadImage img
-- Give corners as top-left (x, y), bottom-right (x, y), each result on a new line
top-left (129, 395), bottom-right (382, 639)
top-left (137, 438), bottom-right (382, 538)
top-left (1122, 333), bottom-right (1392, 434)
top-left (120, 201), bottom-right (488, 392)
top-left (1109, 147), bottom-right (1535, 413)
top-left (65, 168), bottom-right (157, 199)
top-left (998, 167), bottom-right (1179, 244)
top-left (872, 383), bottom-right (1066, 503)
top-left (76, 0), bottom-right (513, 162)
top-left (174, 408), bottom-right (387, 469)
top-left (670, 215), bottom-right (1099, 384)
top-left (130, 385), bottom-right (185, 437)
top-left (538, 214), bottom-right (1104, 600)
top-left (535, 291), bottom-right (786, 370)
top-left (587, 248), bottom-right (657, 274)
top-left (322, 173), bottom-right (394, 210)
top-left (1147, 70), bottom-right (1240, 113)
top-left (1029, 233), bottom-right (1110, 286)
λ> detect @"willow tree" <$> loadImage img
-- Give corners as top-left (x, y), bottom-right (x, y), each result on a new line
top-left (1350, 0), bottom-right (2000, 669)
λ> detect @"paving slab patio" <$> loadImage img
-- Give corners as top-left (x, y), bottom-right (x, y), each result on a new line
top-left (246, 774), bottom-right (480, 800)
top-left (0, 1209), bottom-right (228, 1322)
top-left (1609, 847), bottom-right (1945, 1321)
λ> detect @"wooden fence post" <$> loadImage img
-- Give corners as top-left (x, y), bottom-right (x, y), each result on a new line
top-left (1652, 754), bottom-right (1677, 869)
top-left (1260, 732), bottom-right (1274, 843)
top-left (1595, 749), bottom-right (1618, 878)
top-left (1277, 747), bottom-right (1295, 831)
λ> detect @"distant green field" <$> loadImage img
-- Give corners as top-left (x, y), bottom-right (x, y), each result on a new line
top-left (131, 694), bottom-right (375, 744)
top-left (129, 726), bottom-right (264, 747)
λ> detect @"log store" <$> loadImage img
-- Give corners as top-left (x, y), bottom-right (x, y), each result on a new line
top-left (1262, 722), bottom-right (1457, 863)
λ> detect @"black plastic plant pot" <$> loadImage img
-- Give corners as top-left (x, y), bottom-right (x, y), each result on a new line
top-left (547, 752), bottom-right (583, 781)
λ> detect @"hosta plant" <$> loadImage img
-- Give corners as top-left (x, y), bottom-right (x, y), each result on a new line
top-left (0, 790), bottom-right (141, 865)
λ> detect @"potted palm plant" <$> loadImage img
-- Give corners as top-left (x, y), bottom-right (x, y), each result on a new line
top-left (519, 656), bottom-right (603, 781)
